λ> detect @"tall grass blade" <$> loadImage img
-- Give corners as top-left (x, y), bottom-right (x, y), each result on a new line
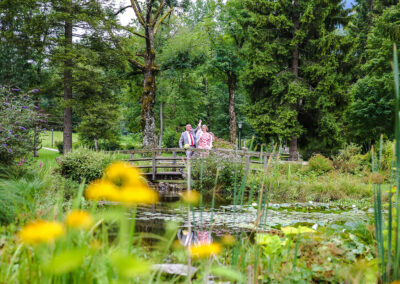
top-left (393, 43), bottom-right (400, 280)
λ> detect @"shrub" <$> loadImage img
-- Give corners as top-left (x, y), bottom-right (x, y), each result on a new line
top-left (78, 137), bottom-right (121, 151)
top-left (212, 137), bottom-right (236, 150)
top-left (332, 143), bottom-right (363, 173)
top-left (163, 129), bottom-right (181, 148)
top-left (63, 177), bottom-right (81, 200)
top-left (0, 87), bottom-right (46, 165)
top-left (191, 152), bottom-right (245, 195)
top-left (361, 140), bottom-right (393, 172)
top-left (308, 154), bottom-right (334, 174)
top-left (55, 141), bottom-right (63, 154)
top-left (98, 139), bottom-right (121, 151)
top-left (59, 148), bottom-right (116, 183)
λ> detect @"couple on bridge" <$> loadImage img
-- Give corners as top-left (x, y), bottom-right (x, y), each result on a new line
top-left (178, 120), bottom-right (214, 157)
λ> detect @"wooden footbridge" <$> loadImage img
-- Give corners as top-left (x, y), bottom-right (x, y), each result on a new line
top-left (112, 148), bottom-right (290, 183)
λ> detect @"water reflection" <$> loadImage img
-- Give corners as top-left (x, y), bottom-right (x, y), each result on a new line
top-left (177, 229), bottom-right (212, 246)
top-left (134, 201), bottom-right (371, 238)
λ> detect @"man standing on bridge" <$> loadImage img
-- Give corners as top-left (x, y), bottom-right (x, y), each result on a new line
top-left (179, 120), bottom-right (201, 158)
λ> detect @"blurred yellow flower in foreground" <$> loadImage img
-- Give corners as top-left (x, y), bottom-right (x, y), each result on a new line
top-left (181, 190), bottom-right (200, 205)
top-left (18, 220), bottom-right (64, 245)
top-left (65, 210), bottom-right (94, 230)
top-left (85, 179), bottom-right (118, 201)
top-left (189, 243), bottom-right (222, 259)
top-left (85, 162), bottom-right (159, 206)
top-left (104, 162), bottom-right (143, 187)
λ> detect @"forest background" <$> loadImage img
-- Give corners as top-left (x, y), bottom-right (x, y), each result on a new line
top-left (1, 0), bottom-right (399, 159)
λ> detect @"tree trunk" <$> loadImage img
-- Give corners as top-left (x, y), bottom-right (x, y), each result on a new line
top-left (159, 101), bottom-right (164, 148)
top-left (141, 22), bottom-right (158, 148)
top-left (33, 64), bottom-right (41, 157)
top-left (204, 77), bottom-right (210, 126)
top-left (289, 135), bottom-right (298, 160)
top-left (120, 1), bottom-right (172, 148)
top-left (63, 10), bottom-right (73, 154)
top-left (227, 72), bottom-right (237, 144)
top-left (94, 138), bottom-right (98, 151)
top-left (290, 0), bottom-right (300, 161)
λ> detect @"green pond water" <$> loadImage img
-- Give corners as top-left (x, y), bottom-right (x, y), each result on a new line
top-left (133, 198), bottom-right (373, 238)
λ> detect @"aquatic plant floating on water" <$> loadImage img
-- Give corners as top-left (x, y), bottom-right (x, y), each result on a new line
top-left (281, 226), bottom-right (316, 235)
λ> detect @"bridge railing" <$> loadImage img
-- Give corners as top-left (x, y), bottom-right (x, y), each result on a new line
top-left (110, 148), bottom-right (290, 181)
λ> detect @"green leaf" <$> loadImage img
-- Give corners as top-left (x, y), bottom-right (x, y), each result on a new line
top-left (211, 266), bottom-right (246, 282)
top-left (44, 248), bottom-right (86, 275)
top-left (110, 252), bottom-right (151, 278)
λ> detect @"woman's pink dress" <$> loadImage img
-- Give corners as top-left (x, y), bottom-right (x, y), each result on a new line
top-left (198, 132), bottom-right (212, 149)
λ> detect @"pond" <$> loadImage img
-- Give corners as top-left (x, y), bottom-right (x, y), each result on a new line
top-left (133, 193), bottom-right (373, 244)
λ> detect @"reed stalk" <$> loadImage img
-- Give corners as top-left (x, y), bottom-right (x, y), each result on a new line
top-left (374, 44), bottom-right (400, 282)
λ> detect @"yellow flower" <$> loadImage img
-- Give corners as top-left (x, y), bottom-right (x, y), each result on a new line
top-left (85, 180), bottom-right (158, 206)
top-left (281, 226), bottom-right (315, 235)
top-left (181, 190), bottom-right (200, 205)
top-left (18, 220), bottom-right (64, 245)
top-left (104, 162), bottom-right (144, 187)
top-left (65, 210), bottom-right (94, 230)
top-left (189, 243), bottom-right (222, 259)
top-left (85, 163), bottom-right (159, 206)
top-left (85, 179), bottom-right (119, 201)
top-left (113, 186), bottom-right (159, 205)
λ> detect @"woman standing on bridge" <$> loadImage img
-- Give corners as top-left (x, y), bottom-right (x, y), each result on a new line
top-left (196, 124), bottom-right (214, 150)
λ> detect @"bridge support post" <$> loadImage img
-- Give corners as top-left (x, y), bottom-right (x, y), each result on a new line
top-left (172, 151), bottom-right (176, 172)
top-left (263, 154), bottom-right (268, 170)
top-left (130, 153), bottom-right (134, 166)
top-left (152, 151), bottom-right (156, 181)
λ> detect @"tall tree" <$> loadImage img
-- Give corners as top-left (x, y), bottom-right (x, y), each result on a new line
top-left (50, 0), bottom-right (112, 153)
top-left (240, 0), bottom-right (350, 159)
top-left (63, 0), bottom-right (73, 154)
top-left (206, 0), bottom-right (245, 144)
top-left (107, 0), bottom-right (174, 148)
top-left (346, 3), bottom-right (400, 145)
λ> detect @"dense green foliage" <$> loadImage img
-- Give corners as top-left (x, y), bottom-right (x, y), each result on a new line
top-left (0, 0), bottom-right (399, 155)
top-left (191, 153), bottom-right (245, 194)
top-left (59, 148), bottom-right (116, 183)
top-left (0, 165), bottom-right (51, 224)
top-left (0, 88), bottom-right (45, 164)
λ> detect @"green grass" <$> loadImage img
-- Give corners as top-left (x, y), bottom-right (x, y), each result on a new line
top-left (34, 148), bottom-right (61, 170)
top-left (40, 130), bottom-right (78, 148)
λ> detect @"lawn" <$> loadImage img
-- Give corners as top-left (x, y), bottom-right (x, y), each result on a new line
top-left (33, 148), bottom-right (61, 170)
top-left (40, 130), bottom-right (78, 148)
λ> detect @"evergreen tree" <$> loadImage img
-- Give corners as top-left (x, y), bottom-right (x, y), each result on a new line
top-left (346, 3), bottom-right (400, 145)
top-left (206, 0), bottom-right (246, 144)
top-left (240, 0), bottom-right (350, 158)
